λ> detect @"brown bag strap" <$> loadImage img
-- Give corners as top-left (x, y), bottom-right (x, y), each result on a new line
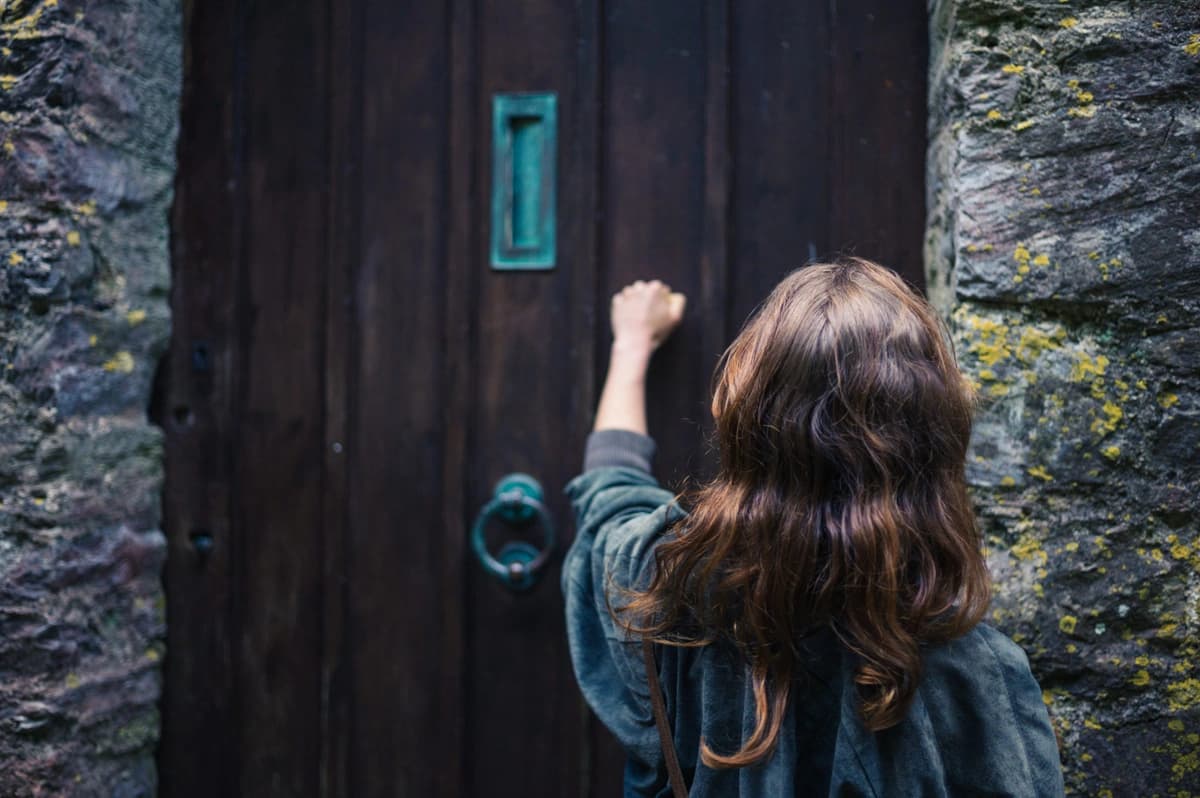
top-left (641, 638), bottom-right (688, 797)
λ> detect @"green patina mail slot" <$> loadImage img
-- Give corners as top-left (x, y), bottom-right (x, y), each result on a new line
top-left (490, 93), bottom-right (557, 269)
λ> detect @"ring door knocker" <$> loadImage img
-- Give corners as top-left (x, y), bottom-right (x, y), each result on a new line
top-left (471, 473), bottom-right (555, 591)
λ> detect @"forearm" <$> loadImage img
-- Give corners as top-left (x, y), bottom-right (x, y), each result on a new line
top-left (592, 339), bottom-right (652, 435)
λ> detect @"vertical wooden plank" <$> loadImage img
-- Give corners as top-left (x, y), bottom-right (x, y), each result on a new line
top-left (344, 0), bottom-right (449, 794)
top-left (728, 0), bottom-right (833, 329)
top-left (439, 0), bottom-right (477, 793)
top-left (828, 0), bottom-right (928, 290)
top-left (600, 2), bottom-right (723, 487)
top-left (159, 0), bottom-right (241, 794)
top-left (698, 0), bottom-right (732, 471)
top-left (321, 0), bottom-right (363, 794)
top-left (233, 0), bottom-right (330, 792)
top-left (464, 2), bottom-right (598, 796)
top-left (574, 0), bottom-right (609, 792)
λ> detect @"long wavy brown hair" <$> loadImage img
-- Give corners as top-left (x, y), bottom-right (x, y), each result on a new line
top-left (614, 257), bottom-right (991, 769)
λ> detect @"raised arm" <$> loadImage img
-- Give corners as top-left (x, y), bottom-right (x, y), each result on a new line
top-left (592, 279), bottom-right (686, 436)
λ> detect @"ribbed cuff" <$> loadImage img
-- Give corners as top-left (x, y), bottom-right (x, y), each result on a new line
top-left (583, 428), bottom-right (657, 473)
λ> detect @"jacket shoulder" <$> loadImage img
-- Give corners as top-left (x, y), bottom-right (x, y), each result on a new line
top-left (910, 623), bottom-right (1065, 796)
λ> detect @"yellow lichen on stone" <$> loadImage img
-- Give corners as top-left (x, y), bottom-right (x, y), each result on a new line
top-left (1028, 465), bottom-right (1053, 482)
top-left (126, 309), bottom-right (146, 325)
top-left (960, 313), bottom-right (1012, 366)
top-left (1076, 90), bottom-right (1094, 104)
top-left (1090, 401), bottom-right (1123, 435)
top-left (1102, 445), bottom-right (1120, 460)
top-left (1012, 532), bottom-right (1049, 564)
top-left (1014, 119), bottom-right (1036, 131)
top-left (1169, 679), bottom-right (1200, 711)
top-left (8, 252), bottom-right (22, 265)
top-left (1132, 670), bottom-right (1152, 687)
top-left (66, 230), bottom-right (80, 246)
top-left (987, 109), bottom-right (1003, 121)
top-left (1185, 34), bottom-right (1200, 57)
top-left (1032, 253), bottom-right (1050, 266)
top-left (1059, 615), bottom-right (1078, 634)
top-left (1159, 393), bottom-right (1179, 409)
top-left (1169, 719), bottom-right (1186, 732)
top-left (1001, 475), bottom-right (1017, 487)
top-left (1002, 64), bottom-right (1025, 74)
top-left (102, 351), bottom-right (135, 373)
top-left (0, 200), bottom-right (7, 213)
top-left (1070, 352), bottom-right (1109, 382)
top-left (1059, 17), bottom-right (1079, 28)
top-left (1068, 105), bottom-right (1097, 118)
top-left (0, 75), bottom-right (18, 91)
top-left (1016, 326), bottom-right (1065, 362)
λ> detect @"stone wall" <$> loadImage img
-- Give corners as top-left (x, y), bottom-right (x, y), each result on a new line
top-left (928, 1), bottom-right (1199, 793)
top-left (0, 0), bottom-right (179, 795)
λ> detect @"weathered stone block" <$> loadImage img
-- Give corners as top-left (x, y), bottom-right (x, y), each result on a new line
top-left (929, 1), bottom-right (1200, 793)
top-left (0, 0), bottom-right (179, 794)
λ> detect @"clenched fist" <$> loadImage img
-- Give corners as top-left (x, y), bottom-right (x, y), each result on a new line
top-left (610, 279), bottom-right (687, 352)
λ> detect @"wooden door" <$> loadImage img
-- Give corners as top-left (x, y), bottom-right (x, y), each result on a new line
top-left (156, 1), bottom-right (927, 796)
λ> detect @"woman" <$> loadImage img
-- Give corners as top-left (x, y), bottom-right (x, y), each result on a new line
top-left (562, 259), bottom-right (1064, 796)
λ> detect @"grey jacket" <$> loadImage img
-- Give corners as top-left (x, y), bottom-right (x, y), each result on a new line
top-left (562, 428), bottom-right (1065, 797)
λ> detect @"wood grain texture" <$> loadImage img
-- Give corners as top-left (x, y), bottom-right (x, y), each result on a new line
top-left (159, 0), bottom-right (241, 792)
top-left (463, 1), bottom-right (597, 795)
top-left (601, 0), bottom-right (716, 491)
top-left (728, 0), bottom-right (833, 329)
top-left (828, 0), bottom-right (928, 289)
top-left (342, 0), bottom-right (451, 794)
top-left (232, 0), bottom-right (330, 791)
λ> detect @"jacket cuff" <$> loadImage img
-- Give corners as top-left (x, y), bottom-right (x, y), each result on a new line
top-left (583, 428), bottom-right (657, 473)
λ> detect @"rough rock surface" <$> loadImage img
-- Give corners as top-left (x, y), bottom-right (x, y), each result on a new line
top-left (0, 0), bottom-right (178, 794)
top-left (927, 1), bottom-right (1200, 794)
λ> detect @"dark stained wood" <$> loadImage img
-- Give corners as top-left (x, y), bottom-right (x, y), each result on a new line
top-left (232, 0), bottom-right (330, 792)
top-left (828, 0), bottom-right (929, 290)
top-left (602, 0), bottom-right (720, 491)
top-left (319, 0), bottom-right (363, 792)
top-left (728, 0), bottom-right (834, 329)
top-left (342, 0), bottom-right (450, 794)
top-left (438, 0), bottom-right (477, 792)
top-left (463, 1), bottom-right (598, 795)
top-left (158, 0), bottom-right (241, 793)
top-left (572, 1), bottom-right (611, 793)
top-left (160, 2), bottom-right (929, 796)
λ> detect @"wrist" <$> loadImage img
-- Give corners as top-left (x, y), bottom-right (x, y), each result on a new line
top-left (611, 336), bottom-right (654, 364)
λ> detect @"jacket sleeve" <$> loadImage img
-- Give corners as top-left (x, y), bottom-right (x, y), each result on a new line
top-left (561, 429), bottom-right (686, 770)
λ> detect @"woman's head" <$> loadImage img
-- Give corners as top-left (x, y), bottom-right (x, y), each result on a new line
top-left (619, 257), bottom-right (990, 768)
